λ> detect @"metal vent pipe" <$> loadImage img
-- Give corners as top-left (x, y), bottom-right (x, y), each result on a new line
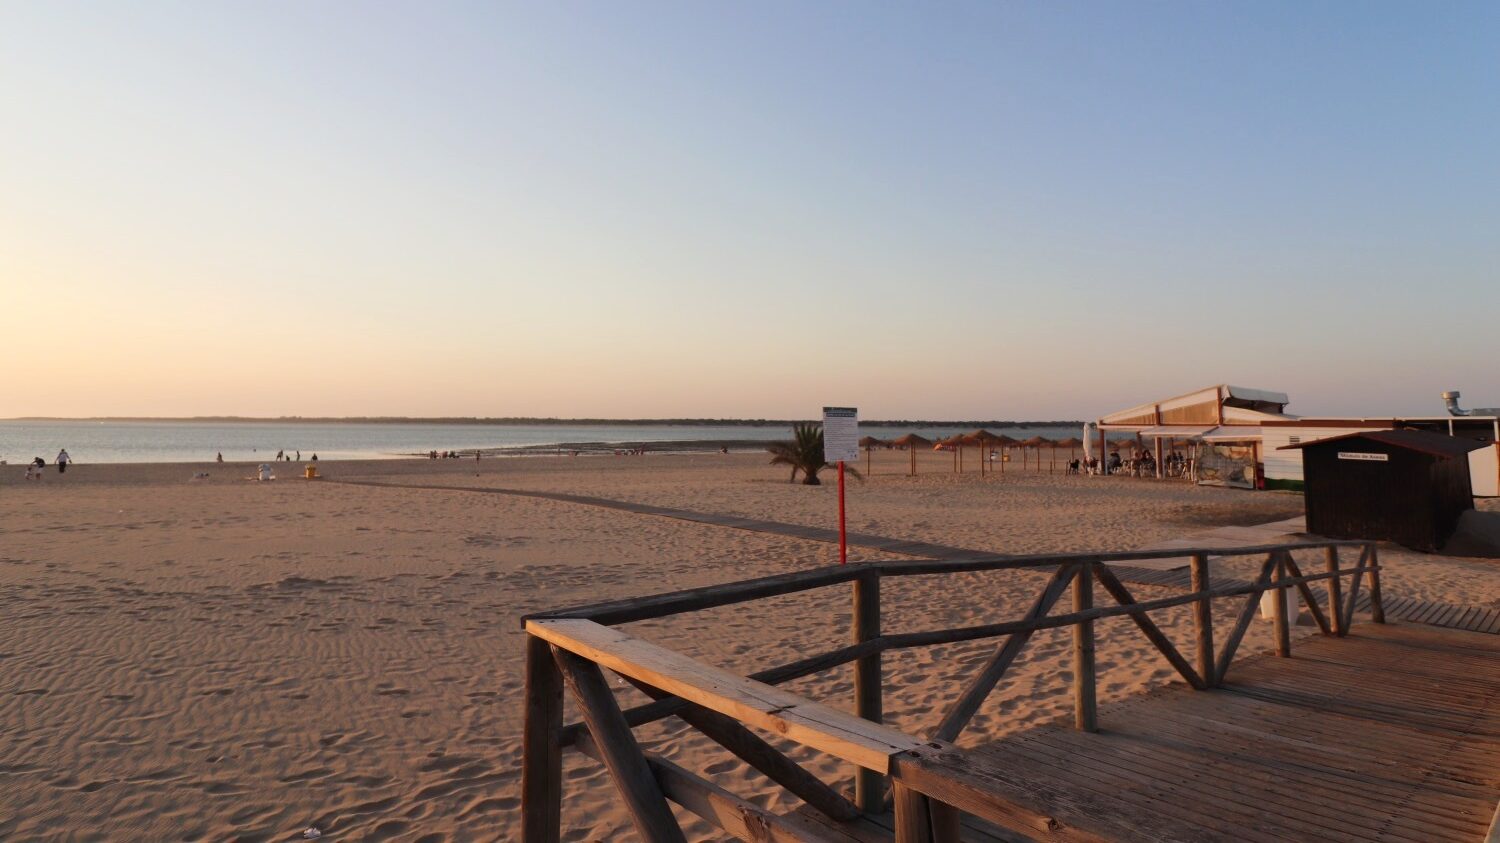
top-left (1441, 390), bottom-right (1500, 417)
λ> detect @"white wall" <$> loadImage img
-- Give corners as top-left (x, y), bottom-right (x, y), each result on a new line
top-left (1260, 426), bottom-right (1386, 482)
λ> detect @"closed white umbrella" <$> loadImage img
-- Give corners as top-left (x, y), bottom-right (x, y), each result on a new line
top-left (1082, 423), bottom-right (1094, 462)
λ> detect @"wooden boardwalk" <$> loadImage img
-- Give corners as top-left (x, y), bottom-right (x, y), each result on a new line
top-left (794, 623), bottom-right (1500, 842)
top-left (338, 478), bottom-right (1500, 635)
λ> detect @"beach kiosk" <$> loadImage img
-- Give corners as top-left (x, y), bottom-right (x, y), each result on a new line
top-left (1281, 429), bottom-right (1486, 552)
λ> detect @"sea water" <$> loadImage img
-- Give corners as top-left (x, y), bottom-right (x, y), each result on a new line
top-left (0, 420), bottom-right (1082, 464)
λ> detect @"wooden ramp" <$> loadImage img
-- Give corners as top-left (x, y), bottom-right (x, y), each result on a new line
top-left (801, 623), bottom-right (1500, 842)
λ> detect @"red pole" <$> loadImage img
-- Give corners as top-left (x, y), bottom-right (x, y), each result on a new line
top-left (838, 461), bottom-right (848, 564)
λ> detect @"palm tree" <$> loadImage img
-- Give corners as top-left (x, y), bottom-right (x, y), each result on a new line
top-left (767, 423), bottom-right (863, 485)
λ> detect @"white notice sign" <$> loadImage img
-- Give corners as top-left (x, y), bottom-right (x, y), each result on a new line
top-left (1338, 452), bottom-right (1389, 462)
top-left (822, 407), bottom-right (860, 463)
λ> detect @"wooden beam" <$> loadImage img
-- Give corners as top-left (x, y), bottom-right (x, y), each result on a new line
top-left (1279, 553), bottom-right (1330, 635)
top-left (1213, 555), bottom-right (1277, 684)
top-left (1189, 554), bottom-right (1214, 687)
top-left (573, 731), bottom-right (852, 843)
top-left (1324, 546), bottom-right (1344, 637)
top-left (873, 538), bottom-right (1367, 577)
top-left (559, 638), bottom-right (887, 748)
top-left (852, 569), bottom-right (884, 814)
top-left (522, 635), bottom-right (563, 843)
top-left (1073, 563), bottom-right (1098, 732)
top-left (530, 564), bottom-right (863, 625)
top-left (1094, 564), bottom-right (1205, 690)
top-left (553, 649), bottom-right (687, 843)
top-left (624, 677), bottom-right (860, 822)
top-left (883, 572), bottom-right (1335, 651)
top-left (530, 618), bottom-right (924, 772)
top-left (931, 564), bottom-right (1078, 742)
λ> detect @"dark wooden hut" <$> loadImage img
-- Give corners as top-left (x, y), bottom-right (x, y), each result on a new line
top-left (1280, 429), bottom-right (1486, 552)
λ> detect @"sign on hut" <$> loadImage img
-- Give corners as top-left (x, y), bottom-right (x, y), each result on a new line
top-left (1280, 429), bottom-right (1487, 552)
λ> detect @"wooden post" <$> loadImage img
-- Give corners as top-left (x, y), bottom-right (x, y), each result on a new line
top-left (892, 783), bottom-right (932, 843)
top-left (1189, 554), bottom-right (1215, 688)
top-left (865, 447), bottom-right (871, 477)
top-left (909, 446), bottom-right (916, 477)
top-left (1325, 546), bottom-right (1344, 637)
top-left (1073, 562), bottom-right (1098, 732)
top-left (554, 649), bottom-right (687, 843)
top-left (1368, 546), bottom-right (1385, 623)
top-left (1154, 437), bottom-right (1164, 479)
top-left (1098, 427), bottom-right (1107, 475)
top-left (522, 635), bottom-right (563, 843)
top-left (1272, 554), bottom-right (1291, 657)
top-left (853, 569), bottom-right (883, 814)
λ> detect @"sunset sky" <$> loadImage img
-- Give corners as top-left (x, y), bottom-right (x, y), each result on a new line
top-left (4, 2), bottom-right (1497, 420)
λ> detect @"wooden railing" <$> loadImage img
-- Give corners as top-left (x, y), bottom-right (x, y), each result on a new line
top-left (520, 540), bottom-right (1382, 843)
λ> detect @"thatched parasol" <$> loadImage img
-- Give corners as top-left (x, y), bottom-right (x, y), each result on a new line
top-left (1019, 435), bottom-right (1051, 470)
top-left (889, 433), bottom-right (932, 475)
top-left (858, 436), bottom-right (885, 474)
top-left (1052, 436), bottom-right (1084, 473)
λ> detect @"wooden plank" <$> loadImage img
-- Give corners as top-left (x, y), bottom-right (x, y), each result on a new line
top-left (1005, 727), bottom-right (1379, 842)
top-left (530, 619), bottom-right (923, 772)
top-left (554, 649), bottom-right (687, 843)
top-left (559, 638), bottom-right (887, 747)
top-left (1083, 703), bottom-right (1490, 840)
top-left (875, 539), bottom-right (1367, 577)
top-left (522, 635), bottom-right (564, 843)
top-left (530, 564), bottom-right (864, 625)
top-left (931, 565), bottom-right (1078, 742)
top-left (889, 743), bottom-right (1207, 843)
top-left (1324, 546), bottom-right (1345, 637)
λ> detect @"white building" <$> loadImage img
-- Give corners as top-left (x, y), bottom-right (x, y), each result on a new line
top-left (1097, 385), bottom-right (1499, 496)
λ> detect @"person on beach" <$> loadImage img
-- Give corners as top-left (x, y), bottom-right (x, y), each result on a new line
top-left (216, 452), bottom-right (224, 463)
top-left (295, 450), bottom-right (301, 461)
top-left (310, 453), bottom-right (318, 462)
top-left (56, 449), bottom-right (71, 474)
top-left (276, 449), bottom-right (284, 461)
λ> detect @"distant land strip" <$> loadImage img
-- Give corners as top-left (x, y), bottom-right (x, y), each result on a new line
top-left (8, 416), bottom-right (1087, 427)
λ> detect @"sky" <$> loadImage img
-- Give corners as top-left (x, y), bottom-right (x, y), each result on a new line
top-left (3, 1), bottom-right (1497, 420)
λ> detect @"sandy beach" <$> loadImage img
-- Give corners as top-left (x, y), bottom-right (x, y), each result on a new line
top-left (2, 453), bottom-right (1496, 841)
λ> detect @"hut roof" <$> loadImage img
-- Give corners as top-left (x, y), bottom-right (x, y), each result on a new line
top-left (858, 436), bottom-right (886, 448)
top-left (888, 433), bottom-right (932, 448)
top-left (993, 434), bottom-right (1021, 446)
top-left (967, 429), bottom-right (1004, 443)
top-left (1053, 437), bottom-right (1084, 448)
top-left (1278, 429), bottom-right (1488, 459)
top-left (1020, 436), bottom-right (1052, 447)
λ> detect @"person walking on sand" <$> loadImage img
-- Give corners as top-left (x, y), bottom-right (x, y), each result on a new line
top-left (296, 450), bottom-right (301, 461)
top-left (56, 449), bottom-right (71, 474)
top-left (217, 452), bottom-right (224, 463)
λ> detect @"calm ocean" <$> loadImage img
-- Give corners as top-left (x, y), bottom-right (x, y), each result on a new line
top-left (0, 420), bottom-right (1082, 464)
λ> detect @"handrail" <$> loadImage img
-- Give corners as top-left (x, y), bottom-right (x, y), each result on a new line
top-left (522, 539), bottom-right (1384, 843)
top-left (522, 538), bottom-right (1373, 626)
